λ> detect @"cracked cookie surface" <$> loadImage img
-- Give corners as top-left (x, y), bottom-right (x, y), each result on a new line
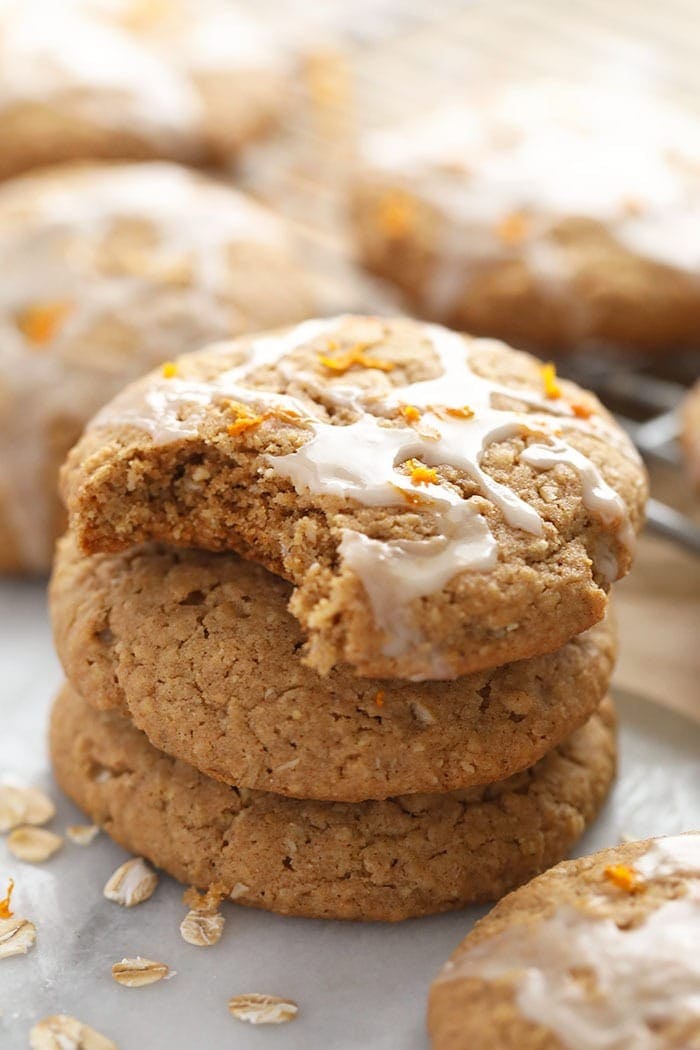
top-left (62, 315), bottom-right (647, 679)
top-left (51, 685), bottom-right (616, 921)
top-left (51, 534), bottom-right (616, 801)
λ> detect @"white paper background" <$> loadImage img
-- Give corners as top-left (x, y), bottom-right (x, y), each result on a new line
top-left (1, 578), bottom-right (698, 1050)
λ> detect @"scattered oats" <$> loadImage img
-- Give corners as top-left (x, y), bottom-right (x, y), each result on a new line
top-left (229, 882), bottom-right (250, 901)
top-left (111, 956), bottom-right (171, 987)
top-left (0, 916), bottom-right (36, 959)
top-left (29, 1014), bottom-right (117, 1049)
top-left (7, 826), bottom-right (63, 863)
top-left (0, 785), bottom-right (55, 833)
top-left (228, 994), bottom-right (298, 1025)
top-left (103, 857), bottom-right (157, 907)
top-left (67, 824), bottom-right (100, 846)
top-left (180, 909), bottom-right (225, 947)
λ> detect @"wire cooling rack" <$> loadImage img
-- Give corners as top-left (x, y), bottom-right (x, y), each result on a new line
top-left (240, 0), bottom-right (700, 553)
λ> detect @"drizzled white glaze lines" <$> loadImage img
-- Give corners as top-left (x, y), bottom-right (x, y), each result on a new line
top-left (92, 317), bottom-right (637, 667)
top-left (435, 835), bottom-right (700, 1050)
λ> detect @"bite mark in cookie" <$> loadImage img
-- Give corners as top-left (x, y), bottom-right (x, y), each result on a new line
top-left (64, 315), bottom-right (647, 678)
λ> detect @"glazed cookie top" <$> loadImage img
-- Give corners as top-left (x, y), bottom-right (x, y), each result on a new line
top-left (0, 0), bottom-right (287, 170)
top-left (359, 84), bottom-right (700, 309)
top-left (0, 161), bottom-right (315, 571)
top-left (50, 534), bottom-right (616, 800)
top-left (430, 833), bottom-right (700, 1050)
top-left (63, 315), bottom-right (647, 679)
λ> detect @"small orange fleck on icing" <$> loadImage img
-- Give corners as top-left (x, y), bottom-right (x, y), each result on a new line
top-left (161, 361), bottom-right (178, 379)
top-left (375, 690), bottom-right (385, 707)
top-left (604, 863), bottom-right (645, 894)
top-left (318, 343), bottom-right (395, 374)
top-left (441, 405), bottom-right (475, 421)
top-left (570, 401), bottom-right (593, 419)
top-left (399, 404), bottom-right (422, 424)
top-left (495, 211), bottom-right (531, 245)
top-left (376, 190), bottom-right (417, 238)
top-left (621, 196), bottom-right (645, 217)
top-left (407, 459), bottom-right (440, 487)
top-left (17, 301), bottom-right (72, 345)
top-left (0, 878), bottom-right (14, 919)
top-left (390, 483), bottom-right (428, 506)
top-left (541, 362), bottom-right (562, 400)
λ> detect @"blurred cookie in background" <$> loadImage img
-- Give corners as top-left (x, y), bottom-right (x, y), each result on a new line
top-left (0, 160), bottom-right (316, 574)
top-left (0, 0), bottom-right (293, 179)
top-left (351, 83), bottom-right (700, 355)
top-left (681, 380), bottom-right (700, 492)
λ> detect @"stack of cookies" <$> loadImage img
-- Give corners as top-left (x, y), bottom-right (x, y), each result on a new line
top-left (49, 315), bottom-right (647, 921)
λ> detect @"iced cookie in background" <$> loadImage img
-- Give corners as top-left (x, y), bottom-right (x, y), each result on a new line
top-left (49, 534), bottom-right (617, 801)
top-left (0, 161), bottom-right (316, 574)
top-left (50, 684), bottom-right (617, 921)
top-left (681, 380), bottom-right (700, 492)
top-left (351, 83), bottom-right (700, 354)
top-left (429, 832), bottom-right (700, 1049)
top-left (62, 314), bottom-right (648, 681)
top-left (0, 0), bottom-right (293, 180)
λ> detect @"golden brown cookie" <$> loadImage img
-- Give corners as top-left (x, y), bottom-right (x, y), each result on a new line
top-left (50, 534), bottom-right (617, 801)
top-left (50, 685), bottom-right (617, 922)
top-left (0, 161), bottom-right (315, 573)
top-left (62, 315), bottom-right (647, 679)
top-left (681, 381), bottom-right (700, 492)
top-left (0, 0), bottom-right (290, 179)
top-left (352, 85), bottom-right (700, 353)
top-left (429, 833), bottom-right (700, 1049)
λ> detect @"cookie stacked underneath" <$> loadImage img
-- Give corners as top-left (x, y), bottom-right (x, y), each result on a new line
top-left (49, 315), bottom-right (647, 920)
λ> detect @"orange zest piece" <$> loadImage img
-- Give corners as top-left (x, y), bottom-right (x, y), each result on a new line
top-left (0, 878), bottom-right (14, 919)
top-left (541, 362), bottom-right (562, 400)
top-left (443, 405), bottom-right (475, 420)
top-left (318, 342), bottom-right (395, 374)
top-left (161, 361), bottom-right (178, 379)
top-left (226, 400), bottom-right (265, 437)
top-left (570, 401), bottom-right (593, 420)
top-left (399, 404), bottom-right (422, 424)
top-left (376, 190), bottom-right (417, 238)
top-left (603, 863), bottom-right (645, 894)
top-left (17, 301), bottom-right (72, 345)
top-left (391, 483), bottom-right (428, 506)
top-left (495, 210), bottom-right (530, 245)
top-left (375, 690), bottom-right (385, 708)
top-left (407, 459), bottom-right (439, 487)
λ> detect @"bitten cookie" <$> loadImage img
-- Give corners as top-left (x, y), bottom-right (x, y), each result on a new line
top-left (0, 0), bottom-right (290, 179)
top-left (352, 84), bottom-right (700, 353)
top-left (681, 381), bottom-right (700, 493)
top-left (62, 315), bottom-right (647, 680)
top-left (429, 832), bottom-right (700, 1049)
top-left (0, 161), bottom-right (315, 573)
top-left (50, 534), bottom-right (617, 801)
top-left (50, 685), bottom-right (617, 922)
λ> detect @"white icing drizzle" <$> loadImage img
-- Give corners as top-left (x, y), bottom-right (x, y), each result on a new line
top-left (0, 162), bottom-right (301, 570)
top-left (0, 0), bottom-right (283, 152)
top-left (92, 317), bottom-right (638, 669)
top-left (436, 835), bottom-right (700, 1050)
top-left (363, 84), bottom-right (700, 323)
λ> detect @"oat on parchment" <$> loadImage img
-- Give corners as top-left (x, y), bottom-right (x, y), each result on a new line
top-left (103, 857), bottom-right (157, 906)
top-left (228, 993), bottom-right (298, 1025)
